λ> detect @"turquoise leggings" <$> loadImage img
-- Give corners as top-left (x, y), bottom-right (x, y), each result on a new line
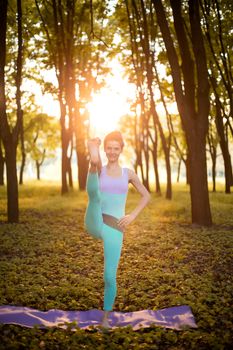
top-left (84, 172), bottom-right (123, 311)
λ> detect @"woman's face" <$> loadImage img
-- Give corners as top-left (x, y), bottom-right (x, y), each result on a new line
top-left (104, 140), bottom-right (123, 162)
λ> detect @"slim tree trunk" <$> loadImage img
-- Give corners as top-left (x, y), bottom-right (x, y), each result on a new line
top-left (19, 111), bottom-right (26, 185)
top-left (19, 152), bottom-right (26, 184)
top-left (60, 99), bottom-right (69, 194)
top-left (142, 124), bottom-right (150, 191)
top-left (149, 128), bottom-right (161, 194)
top-left (177, 158), bottom-right (181, 183)
top-left (212, 79), bottom-right (233, 193)
top-left (5, 144), bottom-right (19, 222)
top-left (139, 147), bottom-right (145, 185)
top-left (0, 139), bottom-right (4, 185)
top-left (212, 153), bottom-right (216, 192)
top-left (35, 149), bottom-right (46, 181)
top-left (36, 160), bottom-right (40, 180)
top-left (207, 123), bottom-right (218, 192)
top-left (151, 147), bottom-right (161, 194)
top-left (68, 157), bottom-right (73, 188)
top-left (154, 157), bottom-right (161, 194)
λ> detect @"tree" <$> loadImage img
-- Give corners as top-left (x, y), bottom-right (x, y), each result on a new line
top-left (19, 110), bottom-right (60, 181)
top-left (35, 0), bottom-right (112, 192)
top-left (152, 0), bottom-right (212, 225)
top-left (114, 0), bottom-right (172, 196)
top-left (35, 0), bottom-right (75, 193)
top-left (207, 115), bottom-right (219, 192)
top-left (0, 0), bottom-right (23, 222)
top-left (201, 0), bottom-right (233, 193)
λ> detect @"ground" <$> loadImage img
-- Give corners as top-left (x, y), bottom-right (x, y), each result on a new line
top-left (0, 181), bottom-right (232, 349)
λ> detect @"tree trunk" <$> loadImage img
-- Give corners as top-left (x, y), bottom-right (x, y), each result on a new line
top-left (0, 139), bottom-right (4, 185)
top-left (214, 88), bottom-right (233, 193)
top-left (185, 153), bottom-right (191, 185)
top-left (61, 150), bottom-right (69, 193)
top-left (19, 152), bottom-right (26, 184)
top-left (177, 158), bottom-right (181, 183)
top-left (0, 0), bottom-right (22, 222)
top-left (154, 158), bottom-right (161, 194)
top-left (149, 127), bottom-right (161, 194)
top-left (5, 144), bottom-right (19, 222)
top-left (75, 108), bottom-right (88, 190)
top-left (143, 128), bottom-right (150, 191)
top-left (164, 145), bottom-right (172, 198)
top-left (75, 124), bottom-right (88, 190)
top-left (151, 136), bottom-right (161, 194)
top-left (19, 112), bottom-right (26, 185)
top-left (68, 158), bottom-right (73, 188)
top-left (212, 152), bottom-right (216, 192)
top-left (60, 99), bottom-right (69, 194)
top-left (188, 130), bottom-right (211, 225)
top-left (36, 160), bottom-right (40, 180)
top-left (207, 123), bottom-right (217, 192)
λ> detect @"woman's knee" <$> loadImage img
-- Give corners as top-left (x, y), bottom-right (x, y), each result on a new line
top-left (85, 225), bottom-right (102, 239)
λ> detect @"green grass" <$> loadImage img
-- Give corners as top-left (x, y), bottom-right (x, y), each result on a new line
top-left (0, 181), bottom-right (233, 349)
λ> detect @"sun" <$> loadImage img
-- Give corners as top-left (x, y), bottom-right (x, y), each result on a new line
top-left (87, 89), bottom-right (130, 136)
top-left (87, 59), bottom-right (135, 137)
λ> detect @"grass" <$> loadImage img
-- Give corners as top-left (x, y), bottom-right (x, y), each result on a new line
top-left (0, 181), bottom-right (233, 349)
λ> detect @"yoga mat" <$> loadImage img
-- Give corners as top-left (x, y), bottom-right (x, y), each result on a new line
top-left (0, 305), bottom-right (197, 330)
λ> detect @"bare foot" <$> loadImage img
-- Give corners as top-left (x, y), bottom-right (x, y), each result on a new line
top-left (101, 318), bottom-right (111, 329)
top-left (100, 310), bottom-right (111, 330)
top-left (87, 138), bottom-right (101, 165)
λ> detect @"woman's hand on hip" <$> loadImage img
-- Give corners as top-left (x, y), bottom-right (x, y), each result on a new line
top-left (117, 213), bottom-right (136, 230)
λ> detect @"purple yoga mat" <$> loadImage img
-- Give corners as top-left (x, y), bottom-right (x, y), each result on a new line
top-left (0, 305), bottom-right (197, 330)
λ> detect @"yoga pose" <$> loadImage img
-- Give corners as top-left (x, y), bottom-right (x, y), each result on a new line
top-left (84, 131), bottom-right (150, 328)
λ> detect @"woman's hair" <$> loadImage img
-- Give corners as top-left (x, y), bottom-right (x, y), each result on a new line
top-left (104, 131), bottom-right (124, 149)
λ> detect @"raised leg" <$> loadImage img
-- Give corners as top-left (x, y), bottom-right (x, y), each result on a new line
top-left (84, 138), bottom-right (103, 239)
top-left (84, 171), bottom-right (103, 240)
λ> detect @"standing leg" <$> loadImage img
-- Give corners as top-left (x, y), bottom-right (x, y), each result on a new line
top-left (101, 225), bottom-right (123, 327)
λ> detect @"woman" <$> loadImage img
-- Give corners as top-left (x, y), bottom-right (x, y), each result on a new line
top-left (84, 131), bottom-right (150, 328)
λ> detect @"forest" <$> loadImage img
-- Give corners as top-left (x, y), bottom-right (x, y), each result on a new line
top-left (0, 0), bottom-right (232, 224)
top-left (0, 0), bottom-right (232, 349)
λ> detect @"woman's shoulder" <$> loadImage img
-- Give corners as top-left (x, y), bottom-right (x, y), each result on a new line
top-left (123, 167), bottom-right (133, 172)
top-left (123, 167), bottom-right (136, 182)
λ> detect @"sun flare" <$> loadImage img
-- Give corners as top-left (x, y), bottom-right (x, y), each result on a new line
top-left (87, 59), bottom-right (135, 137)
top-left (87, 89), bottom-right (130, 136)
